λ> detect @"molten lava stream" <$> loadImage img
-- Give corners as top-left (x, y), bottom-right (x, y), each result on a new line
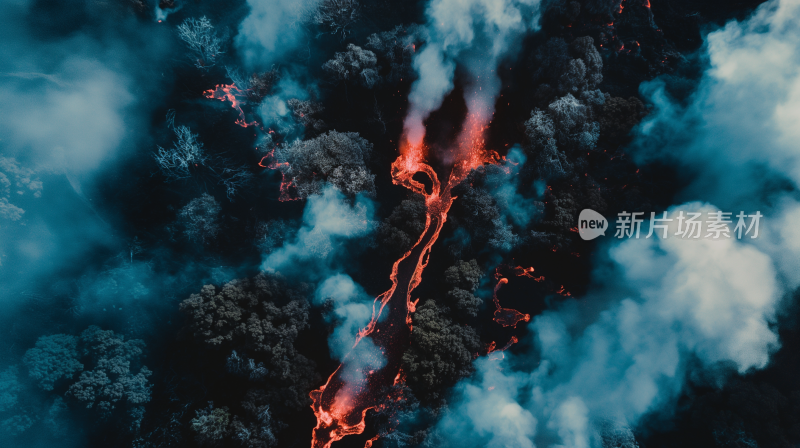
top-left (311, 115), bottom-right (492, 447)
top-left (310, 191), bottom-right (452, 448)
top-left (203, 83), bottom-right (257, 128)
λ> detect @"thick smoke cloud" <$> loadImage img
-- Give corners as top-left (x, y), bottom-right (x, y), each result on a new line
top-left (314, 264), bottom-right (386, 401)
top-left (431, 203), bottom-right (781, 447)
top-left (0, 0), bottom-right (169, 308)
top-left (258, 76), bottom-right (314, 141)
top-left (436, 357), bottom-right (537, 448)
top-left (632, 0), bottom-right (800, 288)
top-left (236, 0), bottom-right (321, 69)
top-left (261, 186), bottom-right (373, 274)
top-left (1, 62), bottom-right (133, 184)
top-left (633, 0), bottom-right (800, 210)
top-left (314, 274), bottom-right (374, 360)
top-left (404, 0), bottom-right (542, 145)
top-left (423, 0), bottom-right (800, 445)
top-left (0, 0), bottom-right (157, 188)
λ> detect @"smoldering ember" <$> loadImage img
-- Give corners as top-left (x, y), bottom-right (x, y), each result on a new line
top-left (3, 0), bottom-right (800, 447)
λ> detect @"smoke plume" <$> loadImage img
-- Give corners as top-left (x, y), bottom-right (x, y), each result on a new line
top-left (262, 186), bottom-right (374, 275)
top-left (424, 0), bottom-right (800, 445)
top-left (315, 273), bottom-right (375, 360)
top-left (236, 0), bottom-right (322, 69)
top-left (404, 0), bottom-right (542, 146)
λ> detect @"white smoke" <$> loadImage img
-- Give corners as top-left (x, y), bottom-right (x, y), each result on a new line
top-left (315, 273), bottom-right (374, 360)
top-left (433, 202), bottom-right (781, 446)
top-left (0, 0), bottom-right (169, 305)
top-left (236, 0), bottom-right (321, 69)
top-left (528, 204), bottom-right (779, 440)
top-left (425, 0), bottom-right (800, 445)
top-left (315, 273), bottom-right (387, 388)
top-left (1, 59), bottom-right (134, 183)
top-left (405, 43), bottom-right (455, 145)
top-left (258, 75), bottom-right (312, 142)
top-left (634, 0), bottom-right (800, 211)
top-left (337, 336), bottom-right (388, 387)
top-left (404, 0), bottom-right (541, 145)
top-left (436, 357), bottom-right (537, 448)
top-left (262, 186), bottom-right (373, 273)
top-left (0, 0), bottom-right (159, 187)
top-left (633, 0), bottom-right (800, 291)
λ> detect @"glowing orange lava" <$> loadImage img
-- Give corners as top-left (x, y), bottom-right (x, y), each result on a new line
top-left (275, 174), bottom-right (299, 202)
top-left (509, 265), bottom-right (544, 281)
top-left (492, 278), bottom-right (531, 328)
top-left (487, 336), bottom-right (519, 361)
top-left (309, 115), bottom-right (496, 448)
top-left (203, 83), bottom-right (257, 127)
top-left (259, 148), bottom-right (300, 201)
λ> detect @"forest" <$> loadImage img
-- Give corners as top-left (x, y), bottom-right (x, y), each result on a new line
top-left (2, 0), bottom-right (800, 447)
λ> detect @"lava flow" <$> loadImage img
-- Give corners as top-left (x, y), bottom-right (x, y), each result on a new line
top-left (503, 265), bottom-right (545, 282)
top-left (259, 148), bottom-right (300, 201)
top-left (309, 117), bottom-right (495, 448)
top-left (203, 83), bottom-right (257, 127)
top-left (492, 278), bottom-right (531, 328)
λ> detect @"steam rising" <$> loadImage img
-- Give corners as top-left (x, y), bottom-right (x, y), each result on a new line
top-left (2, 0), bottom-right (798, 445)
top-left (258, 76), bottom-right (314, 141)
top-left (262, 186), bottom-right (373, 273)
top-left (634, 0), bottom-right (800, 209)
top-left (425, 0), bottom-right (800, 445)
top-left (0, 0), bottom-right (168, 306)
top-left (236, 0), bottom-right (322, 68)
top-left (431, 203), bottom-right (781, 447)
top-left (404, 0), bottom-right (542, 145)
top-left (1, 61), bottom-right (133, 180)
top-left (315, 274), bottom-right (374, 360)
top-left (633, 0), bottom-right (800, 287)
